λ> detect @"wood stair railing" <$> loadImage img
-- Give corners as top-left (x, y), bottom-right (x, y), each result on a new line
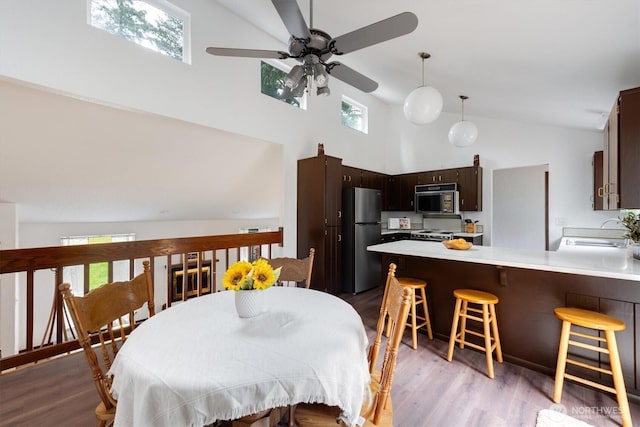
top-left (0, 228), bottom-right (283, 371)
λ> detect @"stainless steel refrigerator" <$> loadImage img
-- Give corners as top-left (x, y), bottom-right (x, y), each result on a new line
top-left (342, 187), bottom-right (382, 294)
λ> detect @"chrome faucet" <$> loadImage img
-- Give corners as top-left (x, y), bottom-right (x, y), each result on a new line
top-left (600, 218), bottom-right (622, 229)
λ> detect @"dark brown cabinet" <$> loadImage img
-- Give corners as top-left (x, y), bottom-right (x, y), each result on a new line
top-left (387, 173), bottom-right (418, 211)
top-left (383, 167), bottom-right (482, 212)
top-left (593, 150), bottom-right (604, 210)
top-left (458, 166), bottom-right (483, 211)
top-left (619, 87), bottom-right (640, 208)
top-left (342, 165), bottom-right (361, 189)
top-left (342, 165), bottom-right (386, 191)
top-left (361, 169), bottom-right (386, 190)
top-left (599, 86), bottom-right (640, 209)
top-left (297, 155), bottom-right (342, 294)
top-left (417, 168), bottom-right (458, 184)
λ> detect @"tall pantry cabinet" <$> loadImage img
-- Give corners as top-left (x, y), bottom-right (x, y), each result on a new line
top-left (297, 154), bottom-right (342, 294)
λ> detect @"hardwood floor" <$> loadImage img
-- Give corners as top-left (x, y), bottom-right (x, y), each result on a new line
top-left (1, 286), bottom-right (638, 426)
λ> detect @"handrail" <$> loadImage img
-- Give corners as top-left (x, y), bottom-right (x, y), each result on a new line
top-left (0, 228), bottom-right (284, 371)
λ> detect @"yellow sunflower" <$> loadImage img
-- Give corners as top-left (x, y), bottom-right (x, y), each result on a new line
top-left (222, 261), bottom-right (252, 291)
top-left (251, 258), bottom-right (278, 290)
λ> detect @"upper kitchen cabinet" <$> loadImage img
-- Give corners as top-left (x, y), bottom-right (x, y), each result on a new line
top-left (386, 173), bottom-right (419, 211)
top-left (297, 154), bottom-right (343, 294)
top-left (593, 150), bottom-right (604, 210)
top-left (417, 168), bottom-right (458, 184)
top-left (361, 169), bottom-right (387, 190)
top-left (600, 102), bottom-right (619, 210)
top-left (598, 86), bottom-right (640, 209)
top-left (458, 166), bottom-right (483, 211)
top-left (619, 87), bottom-right (640, 208)
top-left (342, 165), bottom-right (361, 189)
top-left (342, 165), bottom-right (386, 190)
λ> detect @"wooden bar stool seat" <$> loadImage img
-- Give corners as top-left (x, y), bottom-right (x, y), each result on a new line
top-left (385, 277), bottom-right (433, 349)
top-left (553, 307), bottom-right (631, 427)
top-left (447, 289), bottom-right (503, 379)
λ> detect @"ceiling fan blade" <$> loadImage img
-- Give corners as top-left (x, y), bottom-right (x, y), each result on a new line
top-left (206, 47), bottom-right (290, 59)
top-left (271, 0), bottom-right (311, 40)
top-left (331, 12), bottom-right (419, 55)
top-left (327, 62), bottom-right (378, 93)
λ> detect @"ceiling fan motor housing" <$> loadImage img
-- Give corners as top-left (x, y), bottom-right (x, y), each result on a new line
top-left (288, 29), bottom-right (333, 63)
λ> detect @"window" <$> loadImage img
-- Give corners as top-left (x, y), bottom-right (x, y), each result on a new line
top-left (61, 233), bottom-right (136, 294)
top-left (88, 0), bottom-right (190, 63)
top-left (341, 96), bottom-right (368, 134)
top-left (261, 61), bottom-right (306, 109)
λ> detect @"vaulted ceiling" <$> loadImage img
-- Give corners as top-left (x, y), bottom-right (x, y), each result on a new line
top-left (216, 0), bottom-right (640, 130)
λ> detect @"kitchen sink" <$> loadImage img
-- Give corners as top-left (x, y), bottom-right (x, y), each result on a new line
top-left (572, 240), bottom-right (626, 248)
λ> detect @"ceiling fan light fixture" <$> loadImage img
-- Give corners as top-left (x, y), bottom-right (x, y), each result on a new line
top-left (403, 52), bottom-right (442, 125)
top-left (317, 86), bottom-right (330, 97)
top-left (285, 65), bottom-right (305, 89)
top-left (292, 77), bottom-right (307, 97)
top-left (448, 95), bottom-right (478, 147)
top-left (313, 63), bottom-right (328, 86)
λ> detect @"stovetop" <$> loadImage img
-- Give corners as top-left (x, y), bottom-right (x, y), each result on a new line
top-left (410, 229), bottom-right (456, 242)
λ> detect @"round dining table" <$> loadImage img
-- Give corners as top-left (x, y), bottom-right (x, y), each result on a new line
top-left (109, 286), bottom-right (371, 427)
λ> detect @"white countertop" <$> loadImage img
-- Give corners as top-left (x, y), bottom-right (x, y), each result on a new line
top-left (367, 240), bottom-right (640, 282)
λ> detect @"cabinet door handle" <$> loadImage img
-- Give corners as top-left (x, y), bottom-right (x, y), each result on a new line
top-left (597, 186), bottom-right (605, 197)
top-left (338, 234), bottom-right (342, 242)
top-left (338, 210), bottom-right (342, 218)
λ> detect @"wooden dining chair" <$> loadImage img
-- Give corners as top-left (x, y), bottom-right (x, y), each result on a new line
top-left (267, 247), bottom-right (315, 288)
top-left (59, 260), bottom-right (155, 427)
top-left (294, 263), bottom-right (413, 426)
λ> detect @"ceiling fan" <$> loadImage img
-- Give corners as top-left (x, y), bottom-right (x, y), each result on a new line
top-left (206, 0), bottom-right (418, 98)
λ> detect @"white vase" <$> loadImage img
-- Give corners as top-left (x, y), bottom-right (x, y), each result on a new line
top-left (234, 289), bottom-right (265, 318)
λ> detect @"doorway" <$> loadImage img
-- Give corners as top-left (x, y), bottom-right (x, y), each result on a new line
top-left (492, 165), bottom-right (549, 250)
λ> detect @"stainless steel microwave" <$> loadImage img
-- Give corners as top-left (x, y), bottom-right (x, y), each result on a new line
top-left (415, 183), bottom-right (459, 214)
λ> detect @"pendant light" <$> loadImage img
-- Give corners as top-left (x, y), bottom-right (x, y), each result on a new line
top-left (403, 52), bottom-right (443, 125)
top-left (448, 95), bottom-right (478, 147)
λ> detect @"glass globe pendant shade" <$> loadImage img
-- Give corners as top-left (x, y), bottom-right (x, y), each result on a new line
top-left (403, 86), bottom-right (443, 125)
top-left (448, 120), bottom-right (478, 147)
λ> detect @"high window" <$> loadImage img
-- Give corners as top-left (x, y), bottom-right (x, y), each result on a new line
top-left (88, 0), bottom-right (190, 63)
top-left (341, 95), bottom-right (368, 134)
top-left (61, 233), bottom-right (136, 294)
top-left (261, 61), bottom-right (307, 109)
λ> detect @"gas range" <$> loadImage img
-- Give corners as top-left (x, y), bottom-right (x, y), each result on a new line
top-left (410, 230), bottom-right (456, 242)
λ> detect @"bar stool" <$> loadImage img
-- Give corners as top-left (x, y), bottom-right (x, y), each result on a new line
top-left (553, 307), bottom-right (631, 427)
top-left (385, 277), bottom-right (433, 349)
top-left (447, 289), bottom-right (502, 379)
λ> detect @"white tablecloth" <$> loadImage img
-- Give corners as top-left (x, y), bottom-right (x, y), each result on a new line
top-left (109, 287), bottom-right (370, 427)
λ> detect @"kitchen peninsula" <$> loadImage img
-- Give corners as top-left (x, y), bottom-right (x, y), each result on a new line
top-left (367, 240), bottom-right (640, 396)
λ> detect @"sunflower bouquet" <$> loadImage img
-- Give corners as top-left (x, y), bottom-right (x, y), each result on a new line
top-left (222, 259), bottom-right (282, 291)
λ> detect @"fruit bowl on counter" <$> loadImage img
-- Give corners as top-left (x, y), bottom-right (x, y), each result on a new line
top-left (442, 238), bottom-right (473, 250)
